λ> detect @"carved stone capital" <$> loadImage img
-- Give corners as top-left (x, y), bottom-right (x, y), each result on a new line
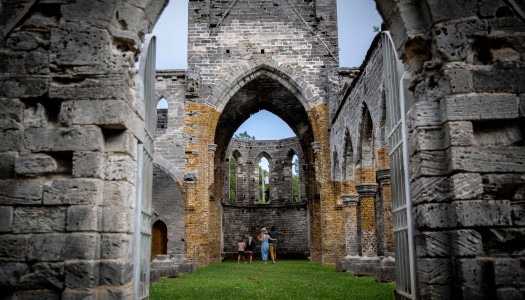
top-left (376, 168), bottom-right (391, 185)
top-left (311, 142), bottom-right (321, 153)
top-left (355, 183), bottom-right (378, 197)
top-left (208, 144), bottom-right (217, 154)
top-left (342, 194), bottom-right (359, 206)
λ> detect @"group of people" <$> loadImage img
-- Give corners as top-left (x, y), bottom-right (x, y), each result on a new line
top-left (237, 225), bottom-right (289, 264)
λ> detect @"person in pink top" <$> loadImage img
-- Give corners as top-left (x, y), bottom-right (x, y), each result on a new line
top-left (237, 238), bottom-right (246, 264)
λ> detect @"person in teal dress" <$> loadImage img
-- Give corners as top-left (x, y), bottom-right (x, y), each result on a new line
top-left (258, 228), bottom-right (275, 264)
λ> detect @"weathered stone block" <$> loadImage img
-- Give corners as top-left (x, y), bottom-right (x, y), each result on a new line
top-left (0, 130), bottom-right (24, 152)
top-left (482, 174), bottom-right (524, 200)
top-left (0, 206), bottom-right (14, 232)
top-left (67, 206), bottom-right (101, 232)
top-left (105, 155), bottom-right (136, 184)
top-left (447, 147), bottom-right (525, 173)
top-left (520, 94), bottom-right (525, 118)
top-left (25, 51), bottom-right (50, 74)
top-left (456, 258), bottom-right (490, 284)
top-left (472, 69), bottom-right (525, 93)
top-left (65, 260), bottom-right (99, 288)
top-left (416, 230), bottom-right (483, 257)
top-left (100, 234), bottom-right (132, 259)
top-left (72, 151), bottom-right (105, 179)
top-left (460, 285), bottom-right (495, 300)
top-left (98, 286), bottom-right (133, 300)
top-left (13, 207), bottom-right (67, 233)
top-left (479, 228), bottom-right (525, 256)
top-left (407, 102), bottom-right (442, 132)
top-left (99, 260), bottom-right (133, 286)
top-left (512, 202), bottom-right (525, 226)
top-left (412, 151), bottom-right (448, 178)
top-left (6, 31), bottom-right (49, 51)
top-left (0, 98), bottom-right (24, 130)
top-left (0, 52), bottom-right (25, 74)
top-left (60, 100), bottom-right (136, 132)
top-left (28, 233), bottom-right (100, 261)
top-left (418, 258), bottom-right (453, 284)
top-left (0, 235), bottom-right (29, 261)
top-left (493, 259), bottom-right (525, 285)
top-left (102, 207), bottom-right (133, 233)
top-left (434, 19), bottom-right (488, 61)
top-left (416, 203), bottom-right (455, 229)
top-left (25, 126), bottom-right (104, 152)
top-left (23, 103), bottom-right (47, 128)
top-left (443, 121), bottom-right (473, 148)
top-left (444, 68), bottom-right (472, 94)
top-left (15, 153), bottom-right (57, 177)
top-left (62, 288), bottom-right (96, 300)
top-left (0, 76), bottom-right (49, 98)
top-left (496, 288), bottom-right (524, 300)
top-left (441, 93), bottom-right (518, 122)
top-left (473, 120), bottom-right (522, 147)
top-left (103, 181), bottom-right (134, 208)
top-left (0, 262), bottom-right (29, 288)
top-left (450, 173), bottom-right (483, 200)
top-left (426, 0), bottom-right (478, 23)
top-left (17, 262), bottom-right (64, 290)
top-left (454, 200), bottom-right (512, 227)
top-left (49, 76), bottom-right (132, 101)
top-left (17, 290), bottom-right (61, 300)
top-left (0, 153), bottom-right (16, 179)
top-left (0, 179), bottom-right (43, 205)
top-left (105, 130), bottom-right (137, 160)
top-left (43, 179), bottom-right (103, 205)
top-left (412, 177), bottom-right (450, 204)
top-left (419, 283), bottom-right (452, 300)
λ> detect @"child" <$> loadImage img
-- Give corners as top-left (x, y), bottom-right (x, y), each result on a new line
top-left (237, 238), bottom-right (246, 264)
top-left (245, 236), bottom-right (255, 264)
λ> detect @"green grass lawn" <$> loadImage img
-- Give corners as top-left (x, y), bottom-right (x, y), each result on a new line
top-left (150, 260), bottom-right (395, 300)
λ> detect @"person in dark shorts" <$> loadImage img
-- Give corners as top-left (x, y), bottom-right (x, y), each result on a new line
top-left (245, 236), bottom-right (255, 264)
top-left (237, 238), bottom-right (246, 264)
top-left (267, 225), bottom-right (289, 264)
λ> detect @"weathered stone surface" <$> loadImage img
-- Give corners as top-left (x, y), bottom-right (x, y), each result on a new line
top-left (17, 290), bottom-right (61, 300)
top-left (0, 76), bottom-right (49, 98)
top-left (419, 283), bottom-right (452, 300)
top-left (43, 179), bottom-right (104, 205)
top-left (25, 126), bottom-right (104, 152)
top-left (28, 233), bottom-right (100, 261)
top-left (426, 0), bottom-right (478, 23)
top-left (472, 69), bottom-right (525, 93)
top-left (0, 52), bottom-right (25, 74)
top-left (98, 286), bottom-right (133, 300)
top-left (6, 31), bottom-right (50, 51)
top-left (456, 258), bottom-right (490, 285)
top-left (418, 258), bottom-right (453, 284)
top-left (13, 207), bottom-right (67, 233)
top-left (183, 172), bottom-right (198, 182)
top-left (0, 262), bottom-right (29, 289)
top-left (460, 285), bottom-right (495, 300)
top-left (407, 102), bottom-right (442, 131)
top-left (434, 18), bottom-right (488, 61)
top-left (0, 152), bottom-right (16, 179)
top-left (456, 200), bottom-right (511, 226)
top-left (412, 176), bottom-right (450, 204)
top-left (72, 151), bottom-right (105, 179)
top-left (0, 130), bottom-right (24, 152)
top-left (0, 98), bottom-right (24, 130)
top-left (65, 260), bottom-right (99, 288)
top-left (444, 68), bottom-right (472, 94)
top-left (98, 260), bottom-right (133, 286)
top-left (482, 174), bottom-right (524, 200)
top-left (450, 173), bottom-right (483, 200)
top-left (412, 150), bottom-right (447, 178)
top-left (62, 288), bottom-right (96, 300)
top-left (0, 179), bottom-right (43, 205)
top-left (60, 100), bottom-right (136, 131)
top-left (17, 262), bottom-right (64, 290)
top-left (0, 206), bottom-right (14, 232)
top-left (473, 120), bottom-right (522, 147)
top-left (23, 103), bottom-right (47, 128)
top-left (416, 203), bottom-right (455, 229)
top-left (15, 153), bottom-right (57, 177)
top-left (443, 121), bottom-right (473, 147)
top-left (67, 206), bottom-right (101, 232)
top-left (25, 51), bottom-right (50, 74)
top-left (103, 181), bottom-right (134, 208)
top-left (512, 202), bottom-right (525, 226)
top-left (104, 130), bottom-right (137, 160)
top-left (49, 76), bottom-right (132, 101)
top-left (105, 155), bottom-right (136, 184)
top-left (0, 235), bottom-right (29, 262)
top-left (100, 234), bottom-right (132, 259)
top-left (102, 207), bottom-right (133, 233)
top-left (496, 288), bottom-right (524, 300)
top-left (493, 259), bottom-right (525, 285)
top-left (416, 230), bottom-right (483, 257)
top-left (479, 228), bottom-right (525, 256)
top-left (441, 93), bottom-right (518, 121)
top-left (447, 147), bottom-right (525, 173)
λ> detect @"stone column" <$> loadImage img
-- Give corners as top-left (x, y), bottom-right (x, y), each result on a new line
top-left (342, 194), bottom-right (360, 256)
top-left (208, 144), bottom-right (221, 262)
top-left (376, 168), bottom-right (394, 257)
top-left (355, 183), bottom-right (378, 257)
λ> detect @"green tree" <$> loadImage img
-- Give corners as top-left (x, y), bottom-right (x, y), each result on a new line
top-left (234, 131), bottom-right (255, 140)
top-left (292, 155), bottom-right (300, 201)
top-left (258, 166), bottom-right (270, 204)
top-left (229, 155), bottom-right (237, 203)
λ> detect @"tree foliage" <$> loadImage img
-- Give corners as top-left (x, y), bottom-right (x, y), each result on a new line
top-left (234, 131), bottom-right (255, 140)
top-left (292, 155), bottom-right (300, 201)
top-left (258, 166), bottom-right (270, 204)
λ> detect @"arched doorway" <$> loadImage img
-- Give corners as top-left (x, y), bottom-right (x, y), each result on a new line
top-left (151, 220), bottom-right (168, 261)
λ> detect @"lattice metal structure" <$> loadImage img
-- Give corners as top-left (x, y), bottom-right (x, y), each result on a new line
top-left (133, 35), bottom-right (156, 300)
top-left (382, 32), bottom-right (418, 300)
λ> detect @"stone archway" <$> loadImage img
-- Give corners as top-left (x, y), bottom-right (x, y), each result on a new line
top-left (151, 220), bottom-right (168, 261)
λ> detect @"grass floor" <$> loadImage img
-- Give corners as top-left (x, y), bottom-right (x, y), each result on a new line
top-left (150, 260), bottom-right (395, 300)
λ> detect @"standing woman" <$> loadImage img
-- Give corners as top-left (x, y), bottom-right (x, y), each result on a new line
top-left (258, 228), bottom-right (275, 264)
top-left (246, 236), bottom-right (255, 264)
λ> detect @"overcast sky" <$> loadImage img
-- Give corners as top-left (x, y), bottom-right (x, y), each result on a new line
top-left (152, 0), bottom-right (382, 143)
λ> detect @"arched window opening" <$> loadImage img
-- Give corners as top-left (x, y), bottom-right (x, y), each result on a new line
top-left (156, 97), bottom-right (168, 130)
top-left (258, 157), bottom-right (270, 204)
top-left (151, 220), bottom-right (168, 261)
top-left (358, 105), bottom-right (375, 182)
top-left (332, 150), bottom-right (341, 181)
top-left (292, 154), bottom-right (300, 202)
top-left (343, 132), bottom-right (355, 181)
top-left (229, 154), bottom-right (238, 203)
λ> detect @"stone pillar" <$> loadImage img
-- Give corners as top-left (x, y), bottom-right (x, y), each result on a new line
top-left (309, 141), bottom-right (322, 262)
top-left (208, 144), bottom-right (221, 262)
top-left (376, 168), bottom-right (394, 257)
top-left (342, 194), bottom-right (359, 256)
top-left (355, 183), bottom-right (378, 257)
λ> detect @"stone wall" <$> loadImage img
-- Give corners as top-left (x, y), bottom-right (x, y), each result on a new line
top-left (152, 166), bottom-right (185, 255)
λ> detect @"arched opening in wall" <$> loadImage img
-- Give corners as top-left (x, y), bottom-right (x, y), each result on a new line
top-left (228, 150), bottom-right (243, 204)
top-left (332, 150), bottom-right (341, 181)
top-left (156, 97), bottom-right (168, 135)
top-left (343, 131), bottom-right (355, 183)
top-left (286, 150), bottom-right (301, 202)
top-left (258, 155), bottom-right (270, 204)
top-left (151, 220), bottom-right (168, 261)
top-left (358, 104), bottom-right (375, 183)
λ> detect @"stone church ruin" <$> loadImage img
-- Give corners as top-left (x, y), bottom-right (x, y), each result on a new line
top-left (1, 0), bottom-right (525, 299)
